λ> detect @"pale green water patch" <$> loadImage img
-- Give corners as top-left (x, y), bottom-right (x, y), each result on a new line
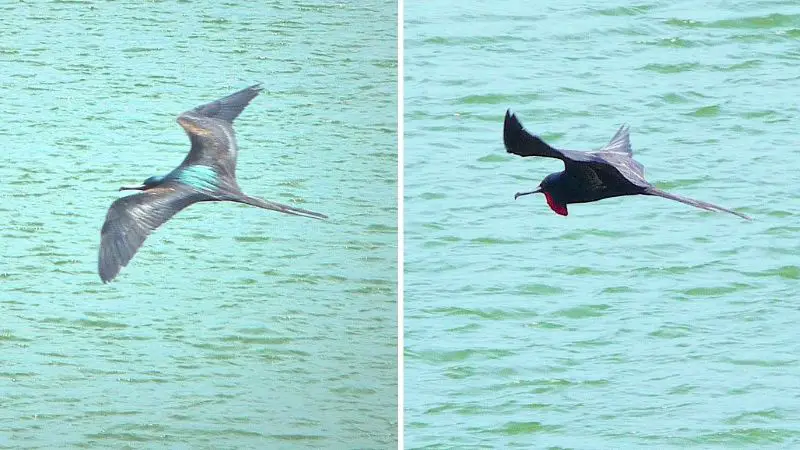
top-left (685, 104), bottom-right (722, 117)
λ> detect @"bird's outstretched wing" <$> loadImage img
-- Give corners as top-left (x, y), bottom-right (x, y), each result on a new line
top-left (591, 152), bottom-right (649, 188)
top-left (98, 184), bottom-right (208, 283)
top-left (589, 125), bottom-right (647, 186)
top-left (186, 83), bottom-right (263, 123)
top-left (598, 125), bottom-right (632, 155)
top-left (504, 110), bottom-right (567, 160)
top-left (504, 110), bottom-right (594, 163)
top-left (176, 84), bottom-right (264, 177)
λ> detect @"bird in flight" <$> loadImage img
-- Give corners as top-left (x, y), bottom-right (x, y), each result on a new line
top-left (98, 84), bottom-right (327, 283)
top-left (504, 110), bottom-right (750, 220)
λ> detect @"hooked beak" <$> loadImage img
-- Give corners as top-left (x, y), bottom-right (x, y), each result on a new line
top-left (514, 187), bottom-right (542, 200)
top-left (119, 185), bottom-right (146, 191)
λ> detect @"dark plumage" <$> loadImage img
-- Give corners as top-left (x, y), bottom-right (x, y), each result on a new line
top-left (504, 110), bottom-right (750, 220)
top-left (99, 84), bottom-right (327, 283)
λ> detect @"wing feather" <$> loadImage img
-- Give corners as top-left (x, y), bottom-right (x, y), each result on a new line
top-left (599, 125), bottom-right (632, 155)
top-left (187, 83), bottom-right (263, 123)
top-left (176, 84), bottom-right (263, 176)
top-left (504, 110), bottom-right (596, 164)
top-left (504, 110), bottom-right (568, 160)
top-left (98, 185), bottom-right (206, 283)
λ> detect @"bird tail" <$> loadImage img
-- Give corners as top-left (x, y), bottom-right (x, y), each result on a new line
top-left (643, 188), bottom-right (751, 220)
top-left (234, 195), bottom-right (328, 220)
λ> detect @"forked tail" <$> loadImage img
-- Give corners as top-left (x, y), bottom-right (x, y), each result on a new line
top-left (643, 188), bottom-right (750, 220)
top-left (236, 195), bottom-right (328, 220)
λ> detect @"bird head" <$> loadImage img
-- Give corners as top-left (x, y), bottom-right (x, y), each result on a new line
top-left (514, 173), bottom-right (560, 199)
top-left (119, 175), bottom-right (165, 191)
top-left (514, 172), bottom-right (568, 216)
top-left (539, 172), bottom-right (562, 192)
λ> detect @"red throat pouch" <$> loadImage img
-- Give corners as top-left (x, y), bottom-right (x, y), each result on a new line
top-left (543, 192), bottom-right (568, 216)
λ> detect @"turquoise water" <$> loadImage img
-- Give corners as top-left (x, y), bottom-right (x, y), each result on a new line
top-left (405, 1), bottom-right (799, 448)
top-left (1, 1), bottom-right (396, 448)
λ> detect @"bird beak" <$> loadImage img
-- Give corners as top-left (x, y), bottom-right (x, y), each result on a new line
top-left (514, 187), bottom-right (542, 200)
top-left (119, 185), bottom-right (146, 191)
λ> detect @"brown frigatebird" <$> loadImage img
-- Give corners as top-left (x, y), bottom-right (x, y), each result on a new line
top-left (98, 84), bottom-right (328, 283)
top-left (504, 110), bottom-right (751, 220)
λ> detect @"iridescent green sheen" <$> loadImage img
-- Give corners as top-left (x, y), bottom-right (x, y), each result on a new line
top-left (174, 165), bottom-right (218, 191)
top-left (143, 175), bottom-right (166, 187)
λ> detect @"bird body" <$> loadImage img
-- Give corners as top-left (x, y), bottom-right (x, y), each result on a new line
top-left (98, 84), bottom-right (327, 283)
top-left (170, 165), bottom-right (220, 193)
top-left (504, 110), bottom-right (750, 220)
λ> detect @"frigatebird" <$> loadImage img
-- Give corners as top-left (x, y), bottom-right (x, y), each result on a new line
top-left (504, 110), bottom-right (750, 220)
top-left (98, 84), bottom-right (327, 283)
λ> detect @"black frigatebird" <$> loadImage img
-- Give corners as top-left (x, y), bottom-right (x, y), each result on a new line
top-left (98, 84), bottom-right (327, 283)
top-left (504, 110), bottom-right (750, 220)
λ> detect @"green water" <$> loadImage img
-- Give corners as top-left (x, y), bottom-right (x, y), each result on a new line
top-left (405, 0), bottom-right (799, 448)
top-left (1, 1), bottom-right (396, 448)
